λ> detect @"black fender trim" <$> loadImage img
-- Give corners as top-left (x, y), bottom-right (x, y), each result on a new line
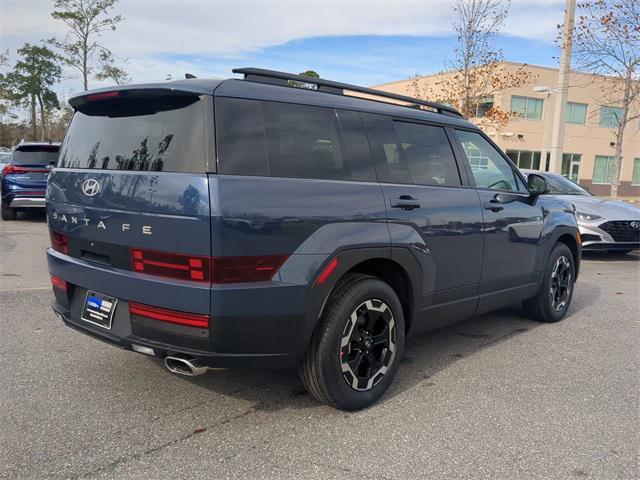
top-left (293, 246), bottom-right (423, 362)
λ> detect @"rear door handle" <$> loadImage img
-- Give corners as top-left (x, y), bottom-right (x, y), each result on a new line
top-left (390, 195), bottom-right (420, 211)
top-left (484, 201), bottom-right (504, 212)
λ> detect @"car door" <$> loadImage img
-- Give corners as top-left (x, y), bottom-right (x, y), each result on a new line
top-left (361, 113), bottom-right (484, 331)
top-left (453, 129), bottom-right (543, 310)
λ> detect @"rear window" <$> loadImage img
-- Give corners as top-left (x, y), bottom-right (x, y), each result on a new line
top-left (58, 96), bottom-right (207, 173)
top-left (215, 98), bottom-right (375, 182)
top-left (12, 146), bottom-right (59, 165)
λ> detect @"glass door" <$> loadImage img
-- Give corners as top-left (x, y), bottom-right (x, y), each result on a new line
top-left (562, 153), bottom-right (581, 182)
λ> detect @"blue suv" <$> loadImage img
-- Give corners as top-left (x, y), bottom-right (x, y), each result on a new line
top-left (1, 142), bottom-right (60, 220)
top-left (47, 69), bottom-right (581, 409)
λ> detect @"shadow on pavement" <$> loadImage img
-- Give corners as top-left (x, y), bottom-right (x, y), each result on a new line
top-left (154, 295), bottom-right (598, 412)
top-left (582, 251), bottom-right (639, 262)
top-left (9, 209), bottom-right (47, 223)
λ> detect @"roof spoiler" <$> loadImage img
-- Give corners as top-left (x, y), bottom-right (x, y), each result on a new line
top-left (232, 67), bottom-right (463, 118)
top-left (69, 88), bottom-right (200, 109)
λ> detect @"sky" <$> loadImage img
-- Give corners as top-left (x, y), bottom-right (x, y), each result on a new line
top-left (0, 0), bottom-right (566, 103)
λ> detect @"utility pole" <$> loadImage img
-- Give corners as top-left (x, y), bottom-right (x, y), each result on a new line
top-left (548, 0), bottom-right (576, 174)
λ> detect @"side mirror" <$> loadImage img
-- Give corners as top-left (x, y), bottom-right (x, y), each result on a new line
top-left (527, 173), bottom-right (548, 195)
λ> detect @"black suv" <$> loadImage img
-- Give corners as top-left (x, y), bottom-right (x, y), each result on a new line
top-left (47, 69), bottom-right (580, 410)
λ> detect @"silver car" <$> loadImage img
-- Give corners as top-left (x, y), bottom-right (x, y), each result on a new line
top-left (521, 170), bottom-right (640, 253)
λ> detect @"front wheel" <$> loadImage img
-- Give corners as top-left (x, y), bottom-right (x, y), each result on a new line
top-left (523, 243), bottom-right (576, 322)
top-left (300, 274), bottom-right (405, 410)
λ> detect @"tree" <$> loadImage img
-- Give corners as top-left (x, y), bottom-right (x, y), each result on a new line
top-left (410, 0), bottom-right (532, 130)
top-left (288, 70), bottom-right (321, 89)
top-left (0, 50), bottom-right (11, 119)
top-left (49, 0), bottom-right (126, 90)
top-left (1, 43), bottom-right (62, 140)
top-left (94, 50), bottom-right (130, 85)
top-left (571, 0), bottom-right (639, 198)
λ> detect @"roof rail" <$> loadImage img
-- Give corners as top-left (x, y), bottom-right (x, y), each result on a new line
top-left (232, 67), bottom-right (463, 118)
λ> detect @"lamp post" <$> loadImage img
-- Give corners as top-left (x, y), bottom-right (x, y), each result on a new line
top-left (548, 0), bottom-right (576, 173)
top-left (533, 85), bottom-right (558, 172)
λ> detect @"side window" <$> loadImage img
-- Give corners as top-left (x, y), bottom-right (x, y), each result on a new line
top-left (455, 130), bottom-right (525, 192)
top-left (361, 114), bottom-right (461, 186)
top-left (393, 121), bottom-right (461, 186)
top-left (336, 110), bottom-right (376, 182)
top-left (216, 98), bottom-right (268, 176)
top-left (261, 101), bottom-right (351, 181)
top-left (216, 99), bottom-right (375, 181)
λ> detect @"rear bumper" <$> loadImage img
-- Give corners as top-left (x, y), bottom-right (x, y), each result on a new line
top-left (51, 300), bottom-right (297, 368)
top-left (8, 196), bottom-right (46, 208)
top-left (47, 249), bottom-right (312, 368)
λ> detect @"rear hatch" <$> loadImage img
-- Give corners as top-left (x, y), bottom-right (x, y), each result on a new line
top-left (48, 89), bottom-right (214, 277)
top-left (3, 144), bottom-right (59, 191)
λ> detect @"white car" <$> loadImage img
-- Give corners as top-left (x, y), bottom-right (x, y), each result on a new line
top-left (521, 170), bottom-right (640, 254)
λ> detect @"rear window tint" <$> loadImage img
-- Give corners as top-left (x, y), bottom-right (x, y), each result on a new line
top-left (12, 147), bottom-right (59, 165)
top-left (216, 98), bottom-right (375, 182)
top-left (58, 96), bottom-right (207, 173)
top-left (362, 114), bottom-right (461, 187)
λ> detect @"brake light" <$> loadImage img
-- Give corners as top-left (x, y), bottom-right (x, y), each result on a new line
top-left (131, 248), bottom-right (211, 282)
top-left (86, 91), bottom-right (120, 102)
top-left (210, 255), bottom-right (289, 284)
top-left (49, 231), bottom-right (68, 254)
top-left (2, 165), bottom-right (49, 175)
top-left (129, 302), bottom-right (209, 328)
top-left (130, 248), bottom-right (288, 284)
top-left (50, 274), bottom-right (68, 292)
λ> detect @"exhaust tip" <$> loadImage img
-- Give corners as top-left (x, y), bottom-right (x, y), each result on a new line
top-left (164, 356), bottom-right (208, 377)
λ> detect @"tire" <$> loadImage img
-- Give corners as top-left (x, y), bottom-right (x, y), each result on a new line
top-left (523, 243), bottom-right (576, 323)
top-left (1, 202), bottom-right (16, 221)
top-left (300, 274), bottom-right (405, 410)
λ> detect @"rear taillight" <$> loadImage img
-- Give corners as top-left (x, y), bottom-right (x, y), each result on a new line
top-left (50, 274), bottom-right (68, 292)
top-left (131, 248), bottom-right (211, 282)
top-left (210, 255), bottom-right (288, 284)
top-left (130, 248), bottom-right (288, 284)
top-left (2, 165), bottom-right (48, 175)
top-left (49, 231), bottom-right (68, 254)
top-left (129, 302), bottom-right (210, 328)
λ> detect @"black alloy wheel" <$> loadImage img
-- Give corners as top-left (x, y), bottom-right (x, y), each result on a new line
top-left (549, 255), bottom-right (572, 312)
top-left (340, 298), bottom-right (397, 391)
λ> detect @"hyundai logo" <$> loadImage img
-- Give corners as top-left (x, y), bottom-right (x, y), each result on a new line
top-left (630, 221), bottom-right (640, 230)
top-left (82, 179), bottom-right (101, 197)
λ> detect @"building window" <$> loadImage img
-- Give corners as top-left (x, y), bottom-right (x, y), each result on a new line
top-left (506, 149), bottom-right (549, 170)
top-left (474, 96), bottom-right (494, 118)
top-left (565, 102), bottom-right (587, 124)
top-left (561, 153), bottom-right (582, 182)
top-left (592, 155), bottom-right (617, 184)
top-left (599, 106), bottom-right (623, 128)
top-left (510, 96), bottom-right (543, 120)
top-left (632, 158), bottom-right (640, 186)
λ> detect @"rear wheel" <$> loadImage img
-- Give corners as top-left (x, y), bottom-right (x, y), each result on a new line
top-left (1, 202), bottom-right (16, 221)
top-left (523, 243), bottom-right (575, 322)
top-left (300, 274), bottom-right (405, 410)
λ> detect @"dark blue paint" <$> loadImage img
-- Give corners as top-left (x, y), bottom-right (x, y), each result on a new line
top-left (47, 76), bottom-right (581, 369)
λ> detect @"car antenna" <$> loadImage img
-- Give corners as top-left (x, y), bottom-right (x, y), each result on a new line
top-left (185, 73), bottom-right (197, 79)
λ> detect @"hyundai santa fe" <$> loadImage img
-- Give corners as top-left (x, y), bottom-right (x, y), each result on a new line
top-left (47, 68), bottom-right (581, 410)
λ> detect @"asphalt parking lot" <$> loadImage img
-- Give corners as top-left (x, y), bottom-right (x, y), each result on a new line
top-left (1, 211), bottom-right (638, 480)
